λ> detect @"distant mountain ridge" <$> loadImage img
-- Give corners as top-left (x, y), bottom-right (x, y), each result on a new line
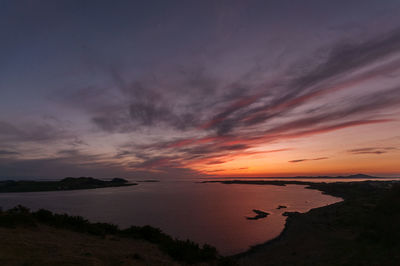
top-left (216, 174), bottom-right (394, 179)
top-left (291, 174), bottom-right (378, 179)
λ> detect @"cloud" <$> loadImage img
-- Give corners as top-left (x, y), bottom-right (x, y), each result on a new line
top-left (56, 149), bottom-right (82, 156)
top-left (289, 157), bottom-right (329, 163)
top-left (56, 65), bottom-right (223, 133)
top-left (206, 160), bottom-right (227, 165)
top-left (0, 149), bottom-right (203, 180)
top-left (0, 120), bottom-right (79, 143)
top-left (0, 150), bottom-right (19, 156)
top-left (348, 147), bottom-right (397, 155)
top-left (199, 29), bottom-right (400, 135)
top-left (6, 29), bottom-right (400, 178)
top-left (0, 156), bottom-right (118, 179)
top-left (119, 117), bottom-right (390, 172)
top-left (57, 29), bottom-right (400, 142)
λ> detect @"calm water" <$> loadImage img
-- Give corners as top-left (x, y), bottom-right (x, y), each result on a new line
top-left (0, 180), bottom-right (342, 255)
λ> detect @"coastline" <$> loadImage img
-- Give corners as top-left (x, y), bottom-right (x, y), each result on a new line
top-left (233, 200), bottom-right (344, 258)
top-left (219, 180), bottom-right (400, 265)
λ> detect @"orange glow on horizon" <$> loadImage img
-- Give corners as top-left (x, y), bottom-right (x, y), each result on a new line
top-left (184, 121), bottom-right (400, 177)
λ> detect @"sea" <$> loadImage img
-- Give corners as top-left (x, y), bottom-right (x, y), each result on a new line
top-left (1, 178), bottom-right (391, 255)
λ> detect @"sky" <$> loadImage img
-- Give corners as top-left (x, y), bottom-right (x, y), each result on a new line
top-left (1, 0), bottom-right (400, 179)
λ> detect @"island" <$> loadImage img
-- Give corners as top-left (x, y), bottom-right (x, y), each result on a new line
top-left (246, 209), bottom-right (270, 220)
top-left (0, 177), bottom-right (136, 193)
top-left (202, 174), bottom-right (390, 183)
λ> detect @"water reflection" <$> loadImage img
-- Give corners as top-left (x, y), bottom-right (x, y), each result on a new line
top-left (0, 181), bottom-right (341, 255)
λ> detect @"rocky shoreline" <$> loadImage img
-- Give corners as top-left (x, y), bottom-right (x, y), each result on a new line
top-left (246, 209), bottom-right (270, 220)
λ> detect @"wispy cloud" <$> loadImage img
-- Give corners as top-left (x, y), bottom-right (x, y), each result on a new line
top-left (289, 157), bottom-right (329, 163)
top-left (348, 147), bottom-right (397, 155)
top-left (199, 29), bottom-right (400, 135)
top-left (3, 1), bottom-right (400, 179)
top-left (0, 120), bottom-right (82, 144)
top-left (50, 28), bottom-right (400, 173)
top-left (4, 29), bottom-right (400, 178)
top-left (0, 150), bottom-right (19, 156)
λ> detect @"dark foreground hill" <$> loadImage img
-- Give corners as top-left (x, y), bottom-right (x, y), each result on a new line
top-left (0, 206), bottom-right (226, 265)
top-left (0, 177), bottom-right (135, 193)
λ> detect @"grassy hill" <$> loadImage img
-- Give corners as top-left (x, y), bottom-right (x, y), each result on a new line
top-left (0, 206), bottom-right (227, 265)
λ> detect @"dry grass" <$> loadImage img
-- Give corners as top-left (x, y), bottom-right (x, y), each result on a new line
top-left (0, 225), bottom-right (179, 266)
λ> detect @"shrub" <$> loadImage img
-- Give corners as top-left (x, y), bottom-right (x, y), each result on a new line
top-left (0, 205), bottom-right (36, 228)
top-left (0, 205), bottom-right (220, 264)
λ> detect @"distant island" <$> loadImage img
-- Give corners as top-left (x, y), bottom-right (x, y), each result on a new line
top-left (202, 174), bottom-right (400, 187)
top-left (246, 209), bottom-right (270, 220)
top-left (285, 173), bottom-right (386, 179)
top-left (208, 174), bottom-right (396, 180)
top-left (0, 177), bottom-right (136, 193)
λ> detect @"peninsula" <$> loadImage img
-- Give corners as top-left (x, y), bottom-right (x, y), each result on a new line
top-left (210, 179), bottom-right (400, 265)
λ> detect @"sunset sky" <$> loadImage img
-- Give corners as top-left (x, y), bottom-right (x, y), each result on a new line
top-left (1, 0), bottom-right (400, 179)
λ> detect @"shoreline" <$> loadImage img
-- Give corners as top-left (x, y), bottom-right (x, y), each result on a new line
top-left (203, 180), bottom-right (348, 258)
top-left (233, 200), bottom-right (345, 258)
top-left (215, 180), bottom-right (400, 265)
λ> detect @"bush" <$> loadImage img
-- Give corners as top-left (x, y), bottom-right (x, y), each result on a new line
top-left (162, 240), bottom-right (218, 263)
top-left (0, 205), bottom-right (220, 264)
top-left (0, 205), bottom-right (36, 228)
top-left (122, 225), bottom-right (170, 243)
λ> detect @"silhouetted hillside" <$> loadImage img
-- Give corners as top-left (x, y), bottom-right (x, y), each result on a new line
top-left (0, 177), bottom-right (135, 193)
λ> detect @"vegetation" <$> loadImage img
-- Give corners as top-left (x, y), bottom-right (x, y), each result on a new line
top-left (0, 177), bottom-right (135, 193)
top-left (0, 206), bottom-right (220, 264)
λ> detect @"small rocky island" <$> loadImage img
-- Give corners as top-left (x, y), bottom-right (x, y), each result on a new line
top-left (0, 177), bottom-right (136, 193)
top-left (246, 209), bottom-right (270, 220)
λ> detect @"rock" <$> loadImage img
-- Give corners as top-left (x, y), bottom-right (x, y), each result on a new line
top-left (246, 209), bottom-right (270, 220)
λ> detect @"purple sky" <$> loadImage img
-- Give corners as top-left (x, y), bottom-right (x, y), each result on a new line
top-left (1, 0), bottom-right (400, 179)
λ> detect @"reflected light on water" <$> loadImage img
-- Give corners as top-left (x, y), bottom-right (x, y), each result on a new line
top-left (0, 181), bottom-right (341, 255)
